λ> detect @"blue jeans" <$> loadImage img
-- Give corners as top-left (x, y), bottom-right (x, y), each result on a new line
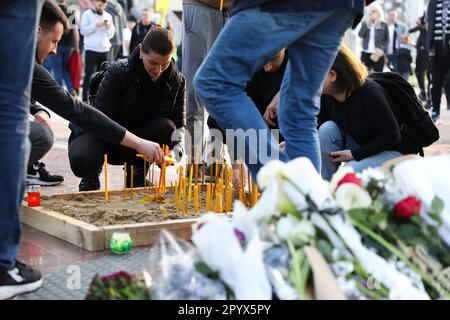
top-left (319, 121), bottom-right (403, 181)
top-left (44, 45), bottom-right (74, 91)
top-left (194, 7), bottom-right (354, 178)
top-left (0, 0), bottom-right (42, 270)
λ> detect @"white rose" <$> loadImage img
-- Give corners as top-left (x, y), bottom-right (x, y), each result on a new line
top-left (335, 183), bottom-right (372, 211)
top-left (257, 160), bottom-right (286, 189)
top-left (329, 166), bottom-right (355, 193)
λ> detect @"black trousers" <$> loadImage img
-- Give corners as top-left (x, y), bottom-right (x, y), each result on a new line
top-left (68, 118), bottom-right (176, 178)
top-left (415, 50), bottom-right (429, 95)
top-left (430, 50), bottom-right (450, 116)
top-left (82, 50), bottom-right (108, 102)
top-left (361, 52), bottom-right (385, 72)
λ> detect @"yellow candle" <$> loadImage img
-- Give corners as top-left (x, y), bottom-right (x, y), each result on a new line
top-left (239, 162), bottom-right (245, 206)
top-left (187, 164), bottom-right (194, 204)
top-left (143, 159), bottom-right (147, 194)
top-left (214, 178), bottom-right (222, 213)
top-left (194, 185), bottom-right (199, 213)
top-left (123, 162), bottom-right (127, 201)
top-left (222, 165), bottom-right (227, 209)
top-left (174, 181), bottom-right (179, 211)
top-left (205, 183), bottom-right (211, 212)
top-left (248, 171), bottom-right (253, 206)
top-left (239, 189), bottom-right (245, 204)
top-left (194, 147), bottom-right (199, 186)
top-left (226, 190), bottom-right (232, 212)
top-left (104, 154), bottom-right (108, 202)
top-left (253, 182), bottom-right (259, 206)
top-left (220, 0), bottom-right (224, 11)
top-left (181, 177), bottom-right (187, 213)
top-left (201, 160), bottom-right (206, 194)
top-left (130, 165), bottom-right (134, 200)
top-left (183, 201), bottom-right (188, 216)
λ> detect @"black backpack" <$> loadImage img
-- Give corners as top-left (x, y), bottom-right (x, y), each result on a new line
top-left (368, 72), bottom-right (439, 155)
top-left (87, 61), bottom-right (110, 106)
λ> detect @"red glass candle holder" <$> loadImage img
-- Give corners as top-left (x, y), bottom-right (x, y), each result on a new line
top-left (27, 185), bottom-right (41, 207)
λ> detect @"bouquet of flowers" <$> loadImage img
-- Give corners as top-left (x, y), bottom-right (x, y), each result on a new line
top-left (85, 271), bottom-right (151, 300)
top-left (245, 157), bottom-right (450, 300)
top-left (329, 164), bottom-right (450, 299)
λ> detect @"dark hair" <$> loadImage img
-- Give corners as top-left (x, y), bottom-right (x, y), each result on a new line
top-left (330, 45), bottom-right (368, 95)
top-left (141, 26), bottom-right (175, 56)
top-left (40, 0), bottom-right (69, 33)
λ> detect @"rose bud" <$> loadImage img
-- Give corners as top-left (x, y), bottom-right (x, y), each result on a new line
top-left (394, 196), bottom-right (421, 219)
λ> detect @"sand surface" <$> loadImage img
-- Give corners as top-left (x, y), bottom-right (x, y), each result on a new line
top-left (40, 191), bottom-right (209, 227)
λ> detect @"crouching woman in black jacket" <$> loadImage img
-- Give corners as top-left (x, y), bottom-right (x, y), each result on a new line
top-left (69, 26), bottom-right (186, 191)
top-left (318, 45), bottom-right (420, 181)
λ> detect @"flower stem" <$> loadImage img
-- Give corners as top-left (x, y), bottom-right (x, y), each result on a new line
top-left (349, 215), bottom-right (450, 299)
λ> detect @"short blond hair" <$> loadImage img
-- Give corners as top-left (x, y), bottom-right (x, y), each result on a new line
top-left (367, 2), bottom-right (385, 24)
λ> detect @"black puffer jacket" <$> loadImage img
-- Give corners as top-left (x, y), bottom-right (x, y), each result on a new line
top-left (93, 49), bottom-right (186, 130)
top-left (69, 49), bottom-right (186, 155)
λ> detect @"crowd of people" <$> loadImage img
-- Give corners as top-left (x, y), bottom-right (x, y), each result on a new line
top-left (0, 0), bottom-right (445, 300)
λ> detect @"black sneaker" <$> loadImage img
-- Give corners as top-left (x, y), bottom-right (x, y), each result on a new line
top-left (79, 173), bottom-right (100, 191)
top-left (0, 261), bottom-right (43, 300)
top-left (27, 162), bottom-right (64, 186)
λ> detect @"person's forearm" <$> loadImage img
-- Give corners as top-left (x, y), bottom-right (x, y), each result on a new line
top-left (120, 130), bottom-right (142, 150)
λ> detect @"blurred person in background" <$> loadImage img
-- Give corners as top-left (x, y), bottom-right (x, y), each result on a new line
top-left (80, 0), bottom-right (115, 101)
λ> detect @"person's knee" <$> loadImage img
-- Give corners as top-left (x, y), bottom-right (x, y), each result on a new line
top-left (159, 118), bottom-right (177, 144)
top-left (318, 121), bottom-right (340, 146)
top-left (69, 155), bottom-right (99, 178)
top-left (69, 145), bottom-right (101, 178)
top-left (40, 125), bottom-right (54, 152)
top-left (29, 123), bottom-right (54, 163)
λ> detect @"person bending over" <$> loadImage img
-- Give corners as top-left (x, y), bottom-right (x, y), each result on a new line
top-left (318, 45), bottom-right (420, 180)
top-left (69, 26), bottom-right (185, 191)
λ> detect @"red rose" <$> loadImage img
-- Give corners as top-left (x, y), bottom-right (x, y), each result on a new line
top-left (394, 196), bottom-right (421, 219)
top-left (336, 173), bottom-right (362, 191)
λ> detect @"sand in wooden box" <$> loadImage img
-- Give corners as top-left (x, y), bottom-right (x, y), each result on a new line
top-left (21, 154), bottom-right (260, 251)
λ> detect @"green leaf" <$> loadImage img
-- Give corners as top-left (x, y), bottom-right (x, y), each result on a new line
top-left (431, 196), bottom-right (445, 214)
top-left (428, 211), bottom-right (443, 225)
top-left (195, 261), bottom-right (220, 279)
top-left (369, 212), bottom-right (388, 225)
top-left (316, 239), bottom-right (333, 261)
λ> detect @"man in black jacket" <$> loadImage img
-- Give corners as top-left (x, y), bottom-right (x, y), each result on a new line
top-left (426, 0), bottom-right (450, 122)
top-left (69, 26), bottom-right (186, 191)
top-left (409, 13), bottom-right (429, 102)
top-left (129, 7), bottom-right (155, 54)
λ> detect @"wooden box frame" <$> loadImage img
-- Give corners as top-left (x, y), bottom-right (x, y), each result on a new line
top-left (20, 188), bottom-right (198, 251)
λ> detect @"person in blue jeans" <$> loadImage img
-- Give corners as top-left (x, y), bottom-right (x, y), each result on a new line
top-left (0, 0), bottom-right (44, 300)
top-left (318, 45), bottom-right (420, 181)
top-left (194, 0), bottom-right (365, 179)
